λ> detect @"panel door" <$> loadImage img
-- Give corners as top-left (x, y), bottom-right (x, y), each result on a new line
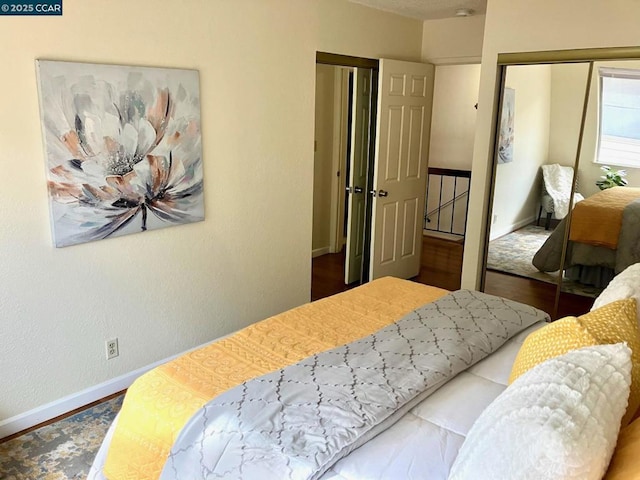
top-left (370, 59), bottom-right (435, 280)
top-left (345, 68), bottom-right (372, 284)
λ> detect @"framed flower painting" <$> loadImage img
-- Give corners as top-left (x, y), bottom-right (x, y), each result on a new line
top-left (36, 60), bottom-right (204, 247)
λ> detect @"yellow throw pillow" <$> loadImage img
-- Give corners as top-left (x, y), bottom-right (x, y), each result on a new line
top-left (510, 299), bottom-right (639, 425)
top-left (604, 416), bottom-right (640, 479)
top-left (508, 316), bottom-right (598, 384)
top-left (577, 298), bottom-right (640, 425)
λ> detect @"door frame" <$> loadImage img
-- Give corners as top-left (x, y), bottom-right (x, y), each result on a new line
top-left (316, 52), bottom-right (379, 283)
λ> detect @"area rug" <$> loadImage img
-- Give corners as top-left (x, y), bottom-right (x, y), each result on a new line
top-left (0, 394), bottom-right (123, 480)
top-left (487, 224), bottom-right (603, 298)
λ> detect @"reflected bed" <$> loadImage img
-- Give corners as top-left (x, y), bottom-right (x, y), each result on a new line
top-left (533, 186), bottom-right (640, 289)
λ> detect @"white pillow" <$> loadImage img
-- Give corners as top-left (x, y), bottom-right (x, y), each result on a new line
top-left (592, 263), bottom-right (640, 325)
top-left (448, 343), bottom-right (632, 480)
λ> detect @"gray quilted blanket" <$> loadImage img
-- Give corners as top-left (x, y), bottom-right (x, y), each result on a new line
top-left (160, 290), bottom-right (549, 480)
top-left (617, 199), bottom-right (640, 272)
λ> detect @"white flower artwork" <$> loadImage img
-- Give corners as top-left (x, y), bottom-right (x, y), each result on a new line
top-left (36, 60), bottom-right (204, 247)
top-left (498, 87), bottom-right (515, 164)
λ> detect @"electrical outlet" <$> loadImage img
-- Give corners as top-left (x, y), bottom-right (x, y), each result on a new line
top-left (106, 338), bottom-right (119, 360)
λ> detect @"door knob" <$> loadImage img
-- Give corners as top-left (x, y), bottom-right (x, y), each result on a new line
top-left (353, 186), bottom-right (363, 194)
top-left (378, 189), bottom-right (389, 197)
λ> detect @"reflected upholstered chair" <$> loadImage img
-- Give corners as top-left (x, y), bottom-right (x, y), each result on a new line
top-left (537, 164), bottom-right (581, 230)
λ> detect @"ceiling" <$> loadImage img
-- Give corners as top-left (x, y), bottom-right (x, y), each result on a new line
top-left (348, 0), bottom-right (487, 20)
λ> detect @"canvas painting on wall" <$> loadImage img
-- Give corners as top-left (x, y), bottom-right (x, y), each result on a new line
top-left (498, 87), bottom-right (515, 164)
top-left (36, 60), bottom-right (204, 247)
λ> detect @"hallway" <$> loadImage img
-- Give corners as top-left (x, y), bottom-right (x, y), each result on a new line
top-left (311, 235), bottom-right (463, 301)
top-left (311, 234), bottom-right (592, 320)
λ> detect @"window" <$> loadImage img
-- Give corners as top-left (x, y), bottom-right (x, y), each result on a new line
top-left (597, 67), bottom-right (640, 168)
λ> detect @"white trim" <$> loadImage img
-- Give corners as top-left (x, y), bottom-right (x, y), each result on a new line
top-left (0, 335), bottom-right (230, 439)
top-left (312, 246), bottom-right (331, 258)
top-left (423, 55), bottom-right (482, 66)
top-left (600, 66), bottom-right (640, 80)
top-left (489, 216), bottom-right (536, 242)
top-left (597, 69), bottom-right (640, 168)
top-left (597, 134), bottom-right (640, 168)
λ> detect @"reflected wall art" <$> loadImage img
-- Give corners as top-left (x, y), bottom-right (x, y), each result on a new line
top-left (36, 60), bottom-right (204, 247)
top-left (498, 86), bottom-right (515, 164)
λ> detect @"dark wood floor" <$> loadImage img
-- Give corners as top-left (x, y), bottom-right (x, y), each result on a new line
top-left (311, 250), bottom-right (358, 301)
top-left (484, 271), bottom-right (593, 319)
top-left (312, 235), bottom-right (594, 320)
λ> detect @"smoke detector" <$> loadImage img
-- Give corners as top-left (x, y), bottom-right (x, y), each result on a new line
top-left (455, 8), bottom-right (474, 17)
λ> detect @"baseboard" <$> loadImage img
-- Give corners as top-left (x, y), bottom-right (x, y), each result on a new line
top-left (312, 246), bottom-right (330, 258)
top-left (0, 335), bottom-right (226, 439)
top-left (489, 216), bottom-right (537, 241)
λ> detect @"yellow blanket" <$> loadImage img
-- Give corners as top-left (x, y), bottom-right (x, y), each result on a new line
top-left (569, 187), bottom-right (640, 249)
top-left (103, 277), bottom-right (448, 480)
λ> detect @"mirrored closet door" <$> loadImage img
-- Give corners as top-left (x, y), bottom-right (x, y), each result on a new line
top-left (557, 60), bottom-right (640, 304)
top-left (482, 48), bottom-right (640, 319)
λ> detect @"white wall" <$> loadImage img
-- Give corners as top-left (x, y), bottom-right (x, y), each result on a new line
top-left (421, 18), bottom-right (483, 236)
top-left (491, 64), bottom-right (551, 239)
top-left (548, 63), bottom-right (591, 172)
top-left (318, 0), bottom-right (423, 61)
top-left (428, 64), bottom-right (481, 170)
top-left (463, 0), bottom-right (640, 290)
top-left (422, 15), bottom-right (485, 65)
top-left (0, 0), bottom-right (423, 424)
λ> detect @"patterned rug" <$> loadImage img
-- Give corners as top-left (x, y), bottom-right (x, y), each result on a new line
top-left (487, 224), bottom-right (602, 298)
top-left (0, 395), bottom-right (123, 480)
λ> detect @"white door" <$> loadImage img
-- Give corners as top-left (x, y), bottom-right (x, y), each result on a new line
top-left (369, 59), bottom-right (435, 280)
top-left (345, 68), bottom-right (372, 284)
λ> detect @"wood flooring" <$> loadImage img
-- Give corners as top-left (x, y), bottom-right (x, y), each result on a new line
top-left (484, 271), bottom-right (594, 319)
top-left (312, 234), bottom-right (594, 319)
top-left (310, 250), bottom-right (357, 301)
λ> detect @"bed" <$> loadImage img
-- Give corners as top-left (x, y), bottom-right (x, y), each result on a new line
top-left (89, 277), bottom-right (548, 480)
top-left (533, 186), bottom-right (640, 289)
top-left (89, 272), bottom-right (640, 480)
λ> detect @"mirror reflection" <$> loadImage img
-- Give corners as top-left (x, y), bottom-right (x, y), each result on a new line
top-left (484, 62), bottom-right (592, 317)
top-left (555, 60), bottom-right (640, 297)
top-left (486, 59), bottom-right (640, 318)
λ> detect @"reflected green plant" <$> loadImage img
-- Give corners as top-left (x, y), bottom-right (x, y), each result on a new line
top-left (596, 165), bottom-right (628, 190)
